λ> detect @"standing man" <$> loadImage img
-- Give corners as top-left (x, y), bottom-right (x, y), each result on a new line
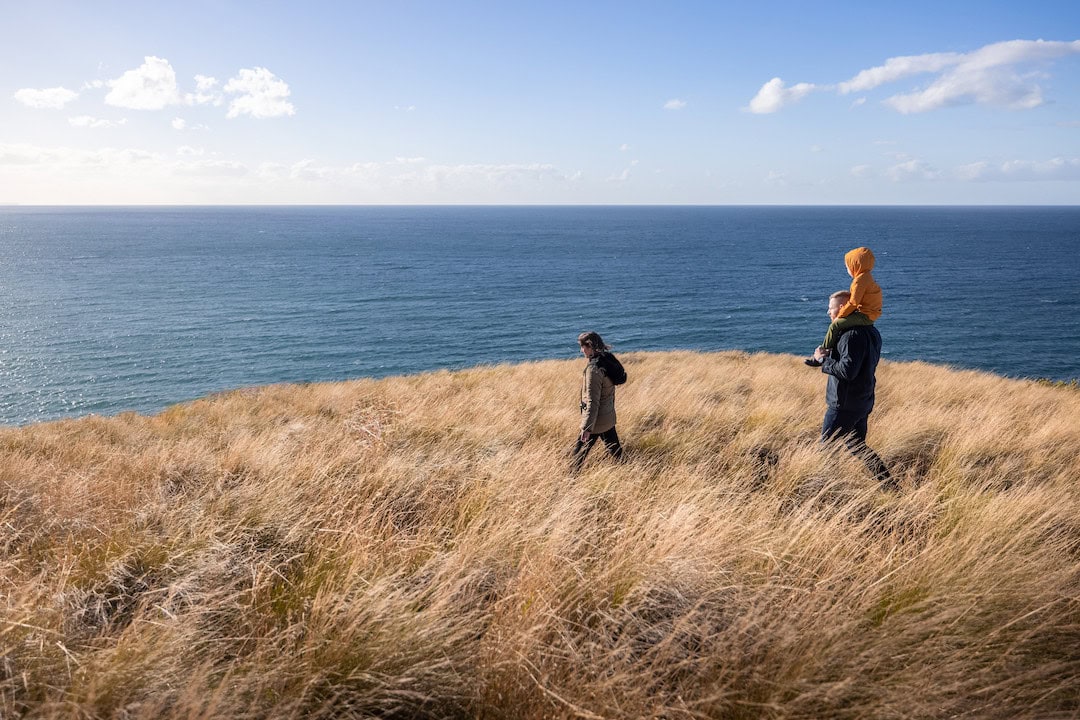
top-left (811, 291), bottom-right (894, 488)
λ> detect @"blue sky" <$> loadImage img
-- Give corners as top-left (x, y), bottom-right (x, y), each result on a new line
top-left (2, 0), bottom-right (1078, 204)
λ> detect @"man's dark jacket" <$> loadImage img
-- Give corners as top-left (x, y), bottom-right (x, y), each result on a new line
top-left (821, 325), bottom-right (882, 415)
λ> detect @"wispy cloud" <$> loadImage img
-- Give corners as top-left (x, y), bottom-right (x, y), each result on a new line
top-left (663, 98), bottom-right (687, 110)
top-left (837, 52), bottom-right (961, 94)
top-left (172, 117), bottom-right (209, 131)
top-left (886, 159), bottom-right (940, 181)
top-left (748, 39), bottom-right (1080, 114)
top-left (173, 159), bottom-right (248, 177)
top-left (224, 68), bottom-right (295, 119)
top-left (105, 56), bottom-right (182, 110)
top-left (746, 78), bottom-right (817, 114)
top-left (69, 115), bottom-right (126, 128)
top-left (875, 40), bottom-right (1080, 114)
top-left (0, 145), bottom-right (578, 189)
top-left (607, 160), bottom-right (639, 183)
top-left (955, 157), bottom-right (1080, 181)
top-left (405, 162), bottom-right (575, 190)
top-left (0, 142), bottom-right (585, 202)
top-left (185, 74), bottom-right (222, 106)
top-left (0, 142), bottom-right (159, 168)
top-left (764, 170), bottom-right (789, 185)
top-left (13, 86), bottom-right (79, 109)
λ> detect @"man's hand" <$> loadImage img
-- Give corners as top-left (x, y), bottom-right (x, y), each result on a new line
top-left (813, 346), bottom-right (828, 362)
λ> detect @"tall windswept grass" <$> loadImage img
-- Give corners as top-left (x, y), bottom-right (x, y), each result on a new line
top-left (1, 351), bottom-right (1078, 719)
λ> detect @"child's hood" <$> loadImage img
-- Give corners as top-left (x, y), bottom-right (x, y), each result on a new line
top-left (845, 247), bottom-right (875, 275)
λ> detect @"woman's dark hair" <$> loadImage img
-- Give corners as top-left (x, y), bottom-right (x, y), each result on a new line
top-left (577, 331), bottom-right (609, 352)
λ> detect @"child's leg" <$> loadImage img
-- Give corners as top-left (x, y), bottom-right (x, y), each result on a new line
top-left (820, 312), bottom-right (874, 350)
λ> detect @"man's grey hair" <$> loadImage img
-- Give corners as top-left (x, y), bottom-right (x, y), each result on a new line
top-left (830, 290), bottom-right (851, 303)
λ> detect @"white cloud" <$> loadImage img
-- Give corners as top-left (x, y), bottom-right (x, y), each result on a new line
top-left (883, 67), bottom-right (1042, 114)
top-left (293, 158), bottom-right (572, 187)
top-left (886, 159), bottom-right (940, 181)
top-left (173, 159), bottom-right (248, 177)
top-left (751, 39), bottom-right (1080, 115)
top-left (664, 98), bottom-right (687, 110)
top-left (810, 144), bottom-right (824, 153)
top-left (172, 117), bottom-right (210, 131)
top-left (105, 56), bottom-right (182, 110)
top-left (850, 164), bottom-right (874, 178)
top-left (0, 142), bottom-right (160, 168)
top-left (746, 78), bottom-right (817, 114)
top-left (872, 38), bottom-right (1080, 112)
top-left (411, 162), bottom-right (574, 191)
top-left (224, 67), bottom-right (295, 119)
top-left (869, 39), bottom-right (1080, 113)
top-left (69, 115), bottom-right (125, 128)
top-left (0, 143), bottom-right (51, 165)
top-left (620, 144), bottom-right (630, 152)
top-left (195, 75), bottom-right (217, 92)
top-left (954, 161), bottom-right (992, 181)
top-left (955, 157), bottom-right (1080, 181)
top-left (13, 86), bottom-right (79, 109)
top-left (331, 159), bottom-right (583, 195)
top-left (185, 74), bottom-right (222, 106)
top-left (607, 160), bottom-right (639, 183)
top-left (394, 105), bottom-right (416, 112)
top-left (0, 146), bottom-right (580, 202)
top-left (850, 97), bottom-right (867, 108)
top-left (837, 52), bottom-right (961, 94)
top-left (342, 161), bottom-right (380, 177)
top-left (257, 162), bottom-right (290, 179)
top-left (290, 159), bottom-right (336, 181)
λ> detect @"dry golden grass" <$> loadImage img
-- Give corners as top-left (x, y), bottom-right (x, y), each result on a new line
top-left (1, 351), bottom-right (1078, 719)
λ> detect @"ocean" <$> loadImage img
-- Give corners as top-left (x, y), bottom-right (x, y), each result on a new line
top-left (0, 206), bottom-right (1077, 426)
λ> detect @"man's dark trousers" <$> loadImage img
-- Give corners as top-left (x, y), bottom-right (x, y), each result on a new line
top-left (821, 407), bottom-right (893, 487)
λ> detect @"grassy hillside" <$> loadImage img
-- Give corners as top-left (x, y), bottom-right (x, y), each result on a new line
top-left (1, 351), bottom-right (1078, 719)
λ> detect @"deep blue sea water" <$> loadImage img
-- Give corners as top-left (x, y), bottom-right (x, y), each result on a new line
top-left (0, 206), bottom-right (1077, 426)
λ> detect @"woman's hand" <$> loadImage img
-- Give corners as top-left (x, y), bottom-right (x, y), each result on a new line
top-left (580, 431), bottom-right (591, 442)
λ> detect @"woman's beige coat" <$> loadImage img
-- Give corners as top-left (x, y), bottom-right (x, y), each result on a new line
top-left (580, 359), bottom-right (617, 434)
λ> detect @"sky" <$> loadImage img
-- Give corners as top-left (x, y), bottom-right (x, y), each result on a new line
top-left (2, 0), bottom-right (1079, 205)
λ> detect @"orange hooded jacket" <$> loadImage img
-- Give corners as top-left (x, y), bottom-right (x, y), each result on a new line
top-left (838, 247), bottom-right (882, 321)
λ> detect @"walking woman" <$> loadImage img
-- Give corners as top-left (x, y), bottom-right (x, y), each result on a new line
top-left (571, 331), bottom-right (625, 471)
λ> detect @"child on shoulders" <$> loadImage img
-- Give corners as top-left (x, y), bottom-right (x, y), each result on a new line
top-left (806, 246), bottom-right (882, 366)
